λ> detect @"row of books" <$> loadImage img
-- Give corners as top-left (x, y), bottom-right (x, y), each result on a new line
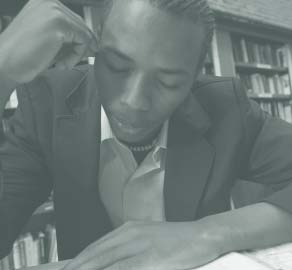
top-left (258, 101), bottom-right (292, 123)
top-left (238, 73), bottom-right (291, 96)
top-left (0, 225), bottom-right (58, 270)
top-left (232, 36), bottom-right (288, 67)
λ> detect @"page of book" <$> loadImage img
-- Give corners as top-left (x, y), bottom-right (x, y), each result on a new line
top-left (21, 260), bottom-right (69, 270)
top-left (247, 242), bottom-right (292, 270)
top-left (20, 254), bottom-right (271, 270)
top-left (193, 252), bottom-right (272, 270)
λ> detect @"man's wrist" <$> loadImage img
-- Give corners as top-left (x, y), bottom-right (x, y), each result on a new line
top-left (193, 216), bottom-right (231, 256)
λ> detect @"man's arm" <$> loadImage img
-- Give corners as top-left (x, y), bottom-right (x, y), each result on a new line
top-left (201, 202), bottom-right (292, 254)
top-left (0, 0), bottom-right (99, 259)
top-left (209, 83), bottom-right (292, 253)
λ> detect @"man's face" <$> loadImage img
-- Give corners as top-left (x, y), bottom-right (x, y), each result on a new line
top-left (94, 0), bottom-right (206, 143)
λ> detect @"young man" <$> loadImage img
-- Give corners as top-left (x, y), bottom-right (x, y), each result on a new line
top-left (1, 0), bottom-right (292, 269)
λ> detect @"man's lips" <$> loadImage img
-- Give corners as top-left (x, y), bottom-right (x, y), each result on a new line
top-left (109, 114), bottom-right (145, 131)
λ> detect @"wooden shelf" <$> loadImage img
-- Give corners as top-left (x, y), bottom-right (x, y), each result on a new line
top-left (236, 62), bottom-right (289, 74)
top-left (247, 93), bottom-right (292, 100)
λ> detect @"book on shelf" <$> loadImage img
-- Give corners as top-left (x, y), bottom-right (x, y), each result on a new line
top-left (237, 73), bottom-right (292, 96)
top-left (257, 100), bottom-right (292, 123)
top-left (0, 225), bottom-right (58, 270)
top-left (232, 36), bottom-right (288, 67)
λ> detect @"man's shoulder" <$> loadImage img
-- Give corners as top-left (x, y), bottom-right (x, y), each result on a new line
top-left (194, 74), bottom-right (243, 101)
top-left (193, 74), bottom-right (250, 119)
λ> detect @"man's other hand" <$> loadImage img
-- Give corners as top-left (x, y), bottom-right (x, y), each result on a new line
top-left (62, 220), bottom-right (222, 270)
top-left (0, 0), bottom-right (99, 84)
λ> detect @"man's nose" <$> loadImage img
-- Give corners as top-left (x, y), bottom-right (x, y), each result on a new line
top-left (120, 72), bottom-right (151, 112)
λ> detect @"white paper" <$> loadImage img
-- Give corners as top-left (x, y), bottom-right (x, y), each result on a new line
top-left (193, 252), bottom-right (272, 270)
top-left (248, 243), bottom-right (292, 270)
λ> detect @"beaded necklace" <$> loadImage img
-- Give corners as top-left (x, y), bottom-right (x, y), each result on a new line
top-left (127, 137), bottom-right (158, 152)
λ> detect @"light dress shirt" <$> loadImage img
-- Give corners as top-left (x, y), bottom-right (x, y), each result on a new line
top-left (98, 106), bottom-right (169, 228)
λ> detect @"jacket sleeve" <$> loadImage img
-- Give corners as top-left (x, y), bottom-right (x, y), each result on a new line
top-left (0, 81), bottom-right (52, 259)
top-left (237, 79), bottom-right (292, 215)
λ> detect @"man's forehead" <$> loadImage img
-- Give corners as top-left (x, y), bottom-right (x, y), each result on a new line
top-left (101, 0), bottom-right (205, 62)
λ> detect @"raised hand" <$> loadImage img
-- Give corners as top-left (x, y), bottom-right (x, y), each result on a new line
top-left (0, 0), bottom-right (99, 84)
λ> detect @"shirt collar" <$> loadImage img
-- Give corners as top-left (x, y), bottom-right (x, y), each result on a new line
top-left (101, 106), bottom-right (115, 142)
top-left (101, 106), bottom-right (168, 149)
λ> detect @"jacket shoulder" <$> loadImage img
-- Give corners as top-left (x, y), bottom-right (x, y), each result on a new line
top-left (193, 75), bottom-right (250, 122)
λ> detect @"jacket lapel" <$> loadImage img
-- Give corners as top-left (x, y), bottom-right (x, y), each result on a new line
top-left (164, 92), bottom-right (216, 222)
top-left (53, 67), bottom-right (112, 258)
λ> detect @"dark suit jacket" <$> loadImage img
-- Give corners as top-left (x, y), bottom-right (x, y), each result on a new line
top-left (1, 65), bottom-right (292, 260)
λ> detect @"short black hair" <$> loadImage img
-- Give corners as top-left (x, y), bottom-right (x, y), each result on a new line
top-left (98, 0), bottom-right (215, 72)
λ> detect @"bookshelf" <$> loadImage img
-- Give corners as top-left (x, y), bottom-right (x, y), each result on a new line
top-left (0, 200), bottom-right (57, 270)
top-left (210, 19), bottom-right (292, 209)
top-left (211, 22), bottom-right (292, 124)
top-left (231, 34), bottom-right (292, 122)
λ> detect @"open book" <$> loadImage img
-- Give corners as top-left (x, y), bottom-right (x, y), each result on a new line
top-left (23, 243), bottom-right (292, 270)
top-left (22, 253), bottom-right (271, 270)
top-left (194, 252), bottom-right (272, 270)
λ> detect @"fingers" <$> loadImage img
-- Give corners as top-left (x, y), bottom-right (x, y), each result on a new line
top-left (63, 231), bottom-right (129, 269)
top-left (24, 0), bottom-right (99, 69)
top-left (63, 223), bottom-right (149, 270)
top-left (54, 27), bottom-right (97, 69)
top-left (54, 3), bottom-right (98, 68)
top-left (55, 0), bottom-right (99, 54)
top-left (65, 244), bottom-right (137, 270)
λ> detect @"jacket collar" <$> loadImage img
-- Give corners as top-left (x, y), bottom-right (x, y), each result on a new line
top-left (65, 66), bottom-right (98, 115)
top-left (65, 66), bottom-right (212, 135)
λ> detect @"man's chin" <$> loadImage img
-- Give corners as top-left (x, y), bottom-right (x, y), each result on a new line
top-left (112, 127), bottom-right (149, 144)
top-left (108, 114), bottom-right (156, 143)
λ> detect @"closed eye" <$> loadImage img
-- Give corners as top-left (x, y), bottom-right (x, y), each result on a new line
top-left (158, 79), bottom-right (181, 90)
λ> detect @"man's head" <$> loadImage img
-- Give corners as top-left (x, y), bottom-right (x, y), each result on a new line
top-left (94, 0), bottom-right (214, 143)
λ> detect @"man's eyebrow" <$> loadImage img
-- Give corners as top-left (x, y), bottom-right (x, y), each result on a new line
top-left (102, 46), bottom-right (133, 62)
